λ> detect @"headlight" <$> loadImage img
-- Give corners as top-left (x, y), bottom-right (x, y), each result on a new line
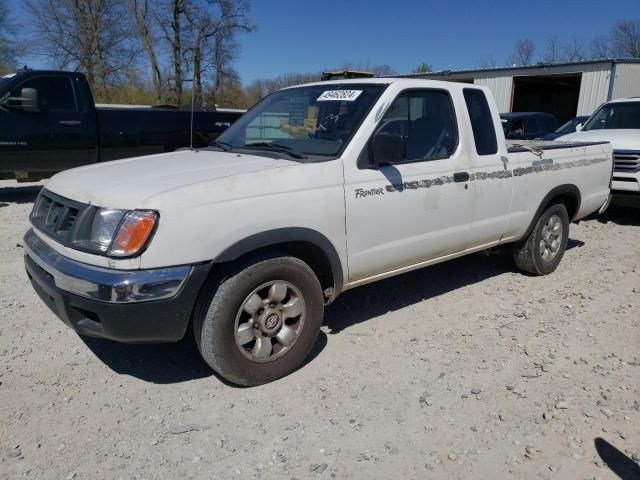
top-left (72, 208), bottom-right (158, 257)
top-left (93, 209), bottom-right (127, 252)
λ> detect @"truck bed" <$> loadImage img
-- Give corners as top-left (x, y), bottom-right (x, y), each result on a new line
top-left (503, 139), bottom-right (613, 228)
top-left (506, 139), bottom-right (610, 153)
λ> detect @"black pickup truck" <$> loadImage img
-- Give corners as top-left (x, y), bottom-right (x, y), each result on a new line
top-left (0, 70), bottom-right (244, 182)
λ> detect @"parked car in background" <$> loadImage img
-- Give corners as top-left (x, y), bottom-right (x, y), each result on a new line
top-left (500, 112), bottom-right (559, 140)
top-left (556, 97), bottom-right (640, 205)
top-left (543, 115), bottom-right (590, 140)
top-left (0, 70), bottom-right (244, 182)
top-left (23, 78), bottom-right (612, 385)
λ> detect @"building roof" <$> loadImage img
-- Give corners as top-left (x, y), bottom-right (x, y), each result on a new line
top-left (608, 96), bottom-right (640, 104)
top-left (399, 58), bottom-right (640, 78)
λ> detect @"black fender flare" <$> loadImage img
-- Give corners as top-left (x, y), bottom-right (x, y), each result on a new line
top-left (213, 228), bottom-right (344, 295)
top-left (521, 184), bottom-right (581, 241)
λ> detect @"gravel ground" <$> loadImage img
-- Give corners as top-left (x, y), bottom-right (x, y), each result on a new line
top-left (1, 180), bottom-right (639, 480)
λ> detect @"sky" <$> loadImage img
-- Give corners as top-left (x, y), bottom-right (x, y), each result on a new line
top-left (7, 0), bottom-right (639, 84)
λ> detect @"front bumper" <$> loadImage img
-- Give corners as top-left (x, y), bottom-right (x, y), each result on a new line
top-left (23, 229), bottom-right (210, 342)
top-left (611, 175), bottom-right (640, 194)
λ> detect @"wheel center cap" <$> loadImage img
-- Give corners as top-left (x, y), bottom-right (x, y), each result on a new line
top-left (264, 313), bottom-right (280, 330)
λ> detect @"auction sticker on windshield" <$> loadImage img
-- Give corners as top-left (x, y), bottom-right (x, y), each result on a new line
top-left (317, 90), bottom-right (363, 102)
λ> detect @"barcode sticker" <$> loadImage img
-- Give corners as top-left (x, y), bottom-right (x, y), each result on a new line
top-left (317, 90), bottom-right (363, 102)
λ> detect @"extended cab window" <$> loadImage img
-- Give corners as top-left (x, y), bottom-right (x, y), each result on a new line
top-left (9, 76), bottom-right (77, 112)
top-left (378, 90), bottom-right (458, 161)
top-left (463, 88), bottom-right (498, 155)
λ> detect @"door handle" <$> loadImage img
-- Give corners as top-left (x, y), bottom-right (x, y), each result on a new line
top-left (59, 120), bottom-right (82, 126)
top-left (453, 172), bottom-right (470, 183)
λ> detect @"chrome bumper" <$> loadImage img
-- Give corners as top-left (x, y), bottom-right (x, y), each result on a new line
top-left (23, 229), bottom-right (191, 303)
top-left (598, 194), bottom-right (612, 215)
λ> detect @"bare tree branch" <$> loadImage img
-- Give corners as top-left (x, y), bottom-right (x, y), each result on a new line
top-left (129, 0), bottom-right (163, 101)
top-left (591, 35), bottom-right (613, 59)
top-left (24, 0), bottom-right (136, 99)
top-left (509, 39), bottom-right (536, 66)
top-left (611, 20), bottom-right (640, 57)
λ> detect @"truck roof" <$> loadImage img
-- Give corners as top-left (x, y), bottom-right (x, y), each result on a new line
top-left (288, 77), bottom-right (488, 91)
top-left (10, 69), bottom-right (82, 77)
top-left (500, 112), bottom-right (556, 119)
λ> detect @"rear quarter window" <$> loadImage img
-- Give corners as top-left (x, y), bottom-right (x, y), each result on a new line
top-left (463, 89), bottom-right (498, 155)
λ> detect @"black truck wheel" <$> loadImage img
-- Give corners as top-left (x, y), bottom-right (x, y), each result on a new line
top-left (193, 255), bottom-right (324, 386)
top-left (513, 203), bottom-right (570, 275)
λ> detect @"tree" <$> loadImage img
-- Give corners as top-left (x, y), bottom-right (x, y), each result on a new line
top-left (24, 0), bottom-right (135, 99)
top-left (542, 36), bottom-right (563, 63)
top-left (413, 62), bottom-right (433, 74)
top-left (509, 38), bottom-right (535, 66)
top-left (563, 38), bottom-right (586, 62)
top-left (0, 0), bottom-right (16, 73)
top-left (610, 20), bottom-right (640, 57)
top-left (334, 61), bottom-right (396, 76)
top-left (244, 71), bottom-right (321, 104)
top-left (129, 0), bottom-right (164, 101)
top-left (591, 35), bottom-right (613, 59)
top-left (155, 0), bottom-right (187, 104)
top-left (184, 0), bottom-right (254, 107)
top-left (151, 0), bottom-right (255, 104)
top-left (479, 54), bottom-right (498, 69)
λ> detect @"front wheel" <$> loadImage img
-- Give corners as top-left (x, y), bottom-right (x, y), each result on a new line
top-left (193, 255), bottom-right (324, 386)
top-left (513, 203), bottom-right (570, 275)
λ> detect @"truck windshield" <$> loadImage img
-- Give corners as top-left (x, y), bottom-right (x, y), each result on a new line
top-left (213, 83), bottom-right (387, 159)
top-left (583, 102), bottom-right (640, 130)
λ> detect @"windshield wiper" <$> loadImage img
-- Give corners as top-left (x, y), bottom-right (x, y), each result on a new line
top-left (211, 140), bottom-right (233, 152)
top-left (243, 142), bottom-right (308, 159)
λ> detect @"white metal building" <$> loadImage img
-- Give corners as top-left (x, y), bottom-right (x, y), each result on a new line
top-left (407, 59), bottom-right (640, 123)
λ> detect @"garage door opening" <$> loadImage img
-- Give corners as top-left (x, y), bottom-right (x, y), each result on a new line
top-left (511, 74), bottom-right (582, 124)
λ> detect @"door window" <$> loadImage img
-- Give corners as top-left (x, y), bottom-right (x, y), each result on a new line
top-left (10, 76), bottom-right (78, 112)
top-left (377, 90), bottom-right (458, 161)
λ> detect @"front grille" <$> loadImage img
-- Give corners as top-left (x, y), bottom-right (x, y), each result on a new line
top-left (30, 190), bottom-right (89, 244)
top-left (613, 150), bottom-right (640, 173)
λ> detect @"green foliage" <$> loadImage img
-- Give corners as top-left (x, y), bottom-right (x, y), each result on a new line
top-left (413, 62), bottom-right (433, 74)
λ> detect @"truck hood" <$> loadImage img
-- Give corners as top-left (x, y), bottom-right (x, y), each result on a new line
top-left (45, 149), bottom-right (299, 208)
top-left (556, 130), bottom-right (640, 150)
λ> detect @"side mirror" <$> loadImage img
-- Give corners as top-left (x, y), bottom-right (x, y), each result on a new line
top-left (20, 88), bottom-right (39, 112)
top-left (0, 87), bottom-right (40, 112)
top-left (575, 122), bottom-right (583, 132)
top-left (371, 132), bottom-right (405, 167)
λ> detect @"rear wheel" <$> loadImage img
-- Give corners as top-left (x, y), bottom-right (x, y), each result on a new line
top-left (193, 255), bottom-right (323, 386)
top-left (513, 203), bottom-right (569, 275)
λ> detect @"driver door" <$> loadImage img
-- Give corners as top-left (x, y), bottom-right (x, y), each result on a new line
top-left (343, 89), bottom-right (475, 283)
top-left (0, 74), bottom-right (95, 178)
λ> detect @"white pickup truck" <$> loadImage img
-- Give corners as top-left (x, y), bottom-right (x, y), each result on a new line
top-left (557, 97), bottom-right (640, 205)
top-left (23, 78), bottom-right (613, 385)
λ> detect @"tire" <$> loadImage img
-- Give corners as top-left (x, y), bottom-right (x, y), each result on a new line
top-left (193, 254), bottom-right (324, 386)
top-left (513, 203), bottom-right (570, 275)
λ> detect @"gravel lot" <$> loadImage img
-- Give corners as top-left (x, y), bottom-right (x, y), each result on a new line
top-left (1, 180), bottom-right (639, 480)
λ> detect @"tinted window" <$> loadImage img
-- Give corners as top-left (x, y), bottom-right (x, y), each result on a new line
top-left (463, 89), bottom-right (498, 155)
top-left (378, 90), bottom-right (458, 161)
top-left (10, 75), bottom-right (77, 112)
top-left (525, 117), bottom-right (540, 135)
top-left (542, 116), bottom-right (557, 132)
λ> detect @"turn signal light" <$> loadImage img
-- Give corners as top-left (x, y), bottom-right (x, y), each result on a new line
top-left (108, 211), bottom-right (158, 257)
